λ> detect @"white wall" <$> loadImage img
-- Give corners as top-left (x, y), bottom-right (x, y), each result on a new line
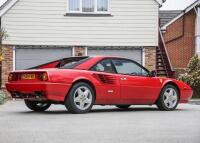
top-left (2, 0), bottom-right (159, 47)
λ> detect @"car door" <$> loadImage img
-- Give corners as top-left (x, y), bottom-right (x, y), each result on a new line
top-left (90, 59), bottom-right (121, 104)
top-left (112, 58), bottom-right (162, 104)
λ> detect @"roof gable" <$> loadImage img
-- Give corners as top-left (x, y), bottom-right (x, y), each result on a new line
top-left (159, 10), bottom-right (183, 27)
top-left (1, 0), bottom-right (165, 17)
top-left (161, 0), bottom-right (200, 29)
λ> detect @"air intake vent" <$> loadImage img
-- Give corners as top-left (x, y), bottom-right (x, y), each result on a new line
top-left (93, 74), bottom-right (116, 84)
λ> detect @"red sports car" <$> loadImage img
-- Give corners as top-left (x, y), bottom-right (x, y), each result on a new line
top-left (6, 56), bottom-right (193, 114)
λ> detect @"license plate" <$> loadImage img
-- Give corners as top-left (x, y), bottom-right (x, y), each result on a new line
top-left (21, 74), bottom-right (36, 80)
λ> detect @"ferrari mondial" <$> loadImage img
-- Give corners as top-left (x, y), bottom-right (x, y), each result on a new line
top-left (6, 56), bottom-right (193, 114)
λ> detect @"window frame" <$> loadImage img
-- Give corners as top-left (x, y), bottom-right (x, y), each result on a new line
top-left (90, 58), bottom-right (117, 74)
top-left (111, 58), bottom-right (150, 77)
top-left (67, 0), bottom-right (110, 15)
top-left (90, 58), bottom-right (150, 77)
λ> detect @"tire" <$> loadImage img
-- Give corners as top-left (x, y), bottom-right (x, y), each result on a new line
top-left (156, 84), bottom-right (179, 111)
top-left (65, 82), bottom-right (95, 114)
top-left (24, 100), bottom-right (51, 111)
top-left (116, 105), bottom-right (131, 109)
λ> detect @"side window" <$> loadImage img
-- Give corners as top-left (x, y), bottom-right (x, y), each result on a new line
top-left (112, 59), bottom-right (149, 76)
top-left (82, 0), bottom-right (94, 12)
top-left (97, 0), bottom-right (108, 12)
top-left (91, 59), bottom-right (115, 73)
top-left (68, 0), bottom-right (109, 13)
top-left (69, 0), bottom-right (80, 11)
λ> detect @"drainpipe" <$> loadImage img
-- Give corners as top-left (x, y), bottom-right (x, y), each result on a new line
top-left (0, 18), bottom-right (2, 88)
top-left (194, 6), bottom-right (200, 56)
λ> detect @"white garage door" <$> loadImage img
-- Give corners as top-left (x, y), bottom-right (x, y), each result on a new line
top-left (15, 47), bottom-right (72, 70)
top-left (88, 48), bottom-right (143, 64)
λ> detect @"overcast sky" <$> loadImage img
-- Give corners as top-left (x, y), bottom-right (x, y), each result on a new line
top-left (160, 0), bottom-right (197, 10)
top-left (0, 0), bottom-right (198, 10)
top-left (0, 0), bottom-right (6, 7)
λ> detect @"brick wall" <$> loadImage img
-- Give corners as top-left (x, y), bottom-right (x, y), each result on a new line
top-left (1, 45), bottom-right (13, 88)
top-left (145, 47), bottom-right (156, 71)
top-left (163, 10), bottom-right (196, 69)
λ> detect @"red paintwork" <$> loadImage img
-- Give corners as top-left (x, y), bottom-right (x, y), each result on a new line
top-left (37, 61), bottom-right (60, 69)
top-left (6, 56), bottom-right (193, 105)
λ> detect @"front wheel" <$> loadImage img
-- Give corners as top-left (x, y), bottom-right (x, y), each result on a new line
top-left (156, 85), bottom-right (179, 111)
top-left (24, 100), bottom-right (51, 111)
top-left (65, 82), bottom-right (95, 114)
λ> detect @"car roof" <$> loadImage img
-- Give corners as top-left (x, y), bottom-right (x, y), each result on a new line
top-left (89, 55), bottom-right (127, 59)
top-left (74, 55), bottom-right (132, 70)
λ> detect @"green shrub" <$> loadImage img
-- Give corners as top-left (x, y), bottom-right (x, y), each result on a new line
top-left (178, 55), bottom-right (200, 98)
top-left (0, 90), bottom-right (5, 105)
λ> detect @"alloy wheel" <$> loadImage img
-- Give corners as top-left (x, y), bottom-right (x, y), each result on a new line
top-left (163, 88), bottom-right (178, 109)
top-left (73, 86), bottom-right (92, 110)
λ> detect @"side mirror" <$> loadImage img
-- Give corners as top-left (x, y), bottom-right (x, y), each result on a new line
top-left (149, 70), bottom-right (157, 77)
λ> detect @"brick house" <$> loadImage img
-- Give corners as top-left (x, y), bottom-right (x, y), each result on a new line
top-left (0, 0), bottom-right (165, 88)
top-left (160, 0), bottom-right (200, 74)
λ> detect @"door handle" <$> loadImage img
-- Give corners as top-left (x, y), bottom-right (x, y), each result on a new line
top-left (120, 77), bottom-right (127, 81)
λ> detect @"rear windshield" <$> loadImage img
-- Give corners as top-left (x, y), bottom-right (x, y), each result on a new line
top-left (59, 57), bottom-right (91, 69)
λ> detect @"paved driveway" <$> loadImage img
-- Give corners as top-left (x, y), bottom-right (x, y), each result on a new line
top-left (0, 101), bottom-right (200, 143)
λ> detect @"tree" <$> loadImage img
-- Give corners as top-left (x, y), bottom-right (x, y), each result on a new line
top-left (0, 28), bottom-right (8, 104)
top-left (178, 55), bottom-right (200, 98)
top-left (0, 28), bottom-right (8, 61)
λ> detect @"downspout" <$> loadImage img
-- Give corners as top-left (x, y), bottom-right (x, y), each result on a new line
top-left (0, 18), bottom-right (2, 88)
top-left (194, 6), bottom-right (200, 55)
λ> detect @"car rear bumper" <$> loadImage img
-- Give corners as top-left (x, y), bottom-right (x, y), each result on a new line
top-left (6, 82), bottom-right (71, 101)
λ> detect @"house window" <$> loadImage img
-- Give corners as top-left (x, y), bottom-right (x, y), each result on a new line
top-left (82, 0), bottom-right (94, 12)
top-left (69, 0), bottom-right (80, 11)
top-left (97, 0), bottom-right (108, 11)
top-left (73, 47), bottom-right (87, 56)
top-left (68, 0), bottom-right (109, 14)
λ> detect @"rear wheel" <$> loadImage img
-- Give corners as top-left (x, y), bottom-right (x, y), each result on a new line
top-left (65, 82), bottom-right (95, 114)
top-left (116, 105), bottom-right (131, 109)
top-left (24, 100), bottom-right (51, 111)
top-left (156, 84), bottom-right (179, 111)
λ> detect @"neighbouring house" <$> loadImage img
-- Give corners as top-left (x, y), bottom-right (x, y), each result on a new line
top-left (160, 0), bottom-right (200, 75)
top-left (0, 0), bottom-right (165, 88)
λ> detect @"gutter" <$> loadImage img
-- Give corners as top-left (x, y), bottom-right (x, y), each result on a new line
top-left (155, 0), bottom-right (166, 7)
top-left (0, 0), bottom-right (18, 17)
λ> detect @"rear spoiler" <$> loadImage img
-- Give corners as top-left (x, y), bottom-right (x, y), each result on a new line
top-left (27, 56), bottom-right (89, 70)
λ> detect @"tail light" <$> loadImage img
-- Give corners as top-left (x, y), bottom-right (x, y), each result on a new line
top-left (8, 72), bottom-right (48, 81)
top-left (38, 72), bottom-right (48, 81)
top-left (8, 73), bottom-right (18, 81)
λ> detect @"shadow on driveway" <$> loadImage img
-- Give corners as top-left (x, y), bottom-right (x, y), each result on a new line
top-left (15, 106), bottom-right (187, 115)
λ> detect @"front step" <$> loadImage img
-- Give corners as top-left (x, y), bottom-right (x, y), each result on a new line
top-left (157, 69), bottom-right (167, 72)
top-left (156, 65), bottom-right (165, 68)
top-left (157, 73), bottom-right (167, 77)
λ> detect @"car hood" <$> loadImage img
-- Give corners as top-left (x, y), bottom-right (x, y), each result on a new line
top-left (159, 77), bottom-right (192, 90)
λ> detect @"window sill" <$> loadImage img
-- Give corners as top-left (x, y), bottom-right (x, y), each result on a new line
top-left (64, 13), bottom-right (112, 17)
